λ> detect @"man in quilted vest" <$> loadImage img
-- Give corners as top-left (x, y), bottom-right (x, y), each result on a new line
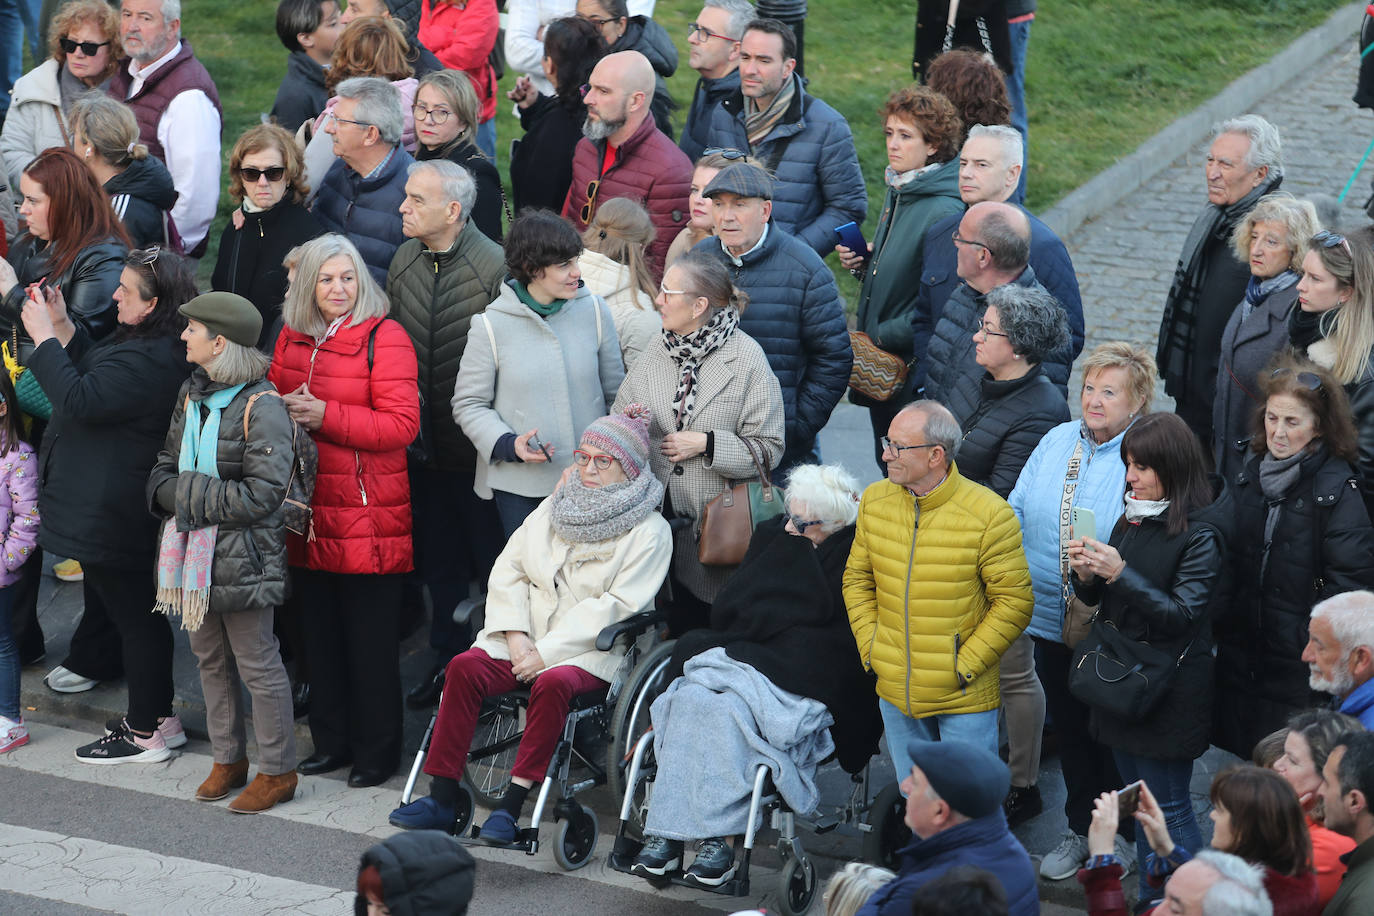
top-left (108, 0), bottom-right (222, 257)
top-left (843, 400), bottom-right (1031, 783)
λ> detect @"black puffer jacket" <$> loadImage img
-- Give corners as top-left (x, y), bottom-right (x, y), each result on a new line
top-left (2, 234), bottom-right (126, 352)
top-left (1213, 447), bottom-right (1374, 758)
top-left (612, 16), bottom-right (678, 139)
top-left (26, 328), bottom-right (190, 570)
top-left (385, 227), bottom-right (504, 472)
top-left (270, 50), bottom-right (329, 134)
top-left (957, 366), bottom-right (1069, 498)
top-left (353, 830), bottom-right (475, 916)
top-left (416, 141), bottom-right (503, 242)
top-left (1074, 477), bottom-right (1234, 762)
top-left (105, 156), bottom-right (177, 250)
top-left (148, 372), bottom-right (296, 614)
top-left (210, 199), bottom-right (323, 349)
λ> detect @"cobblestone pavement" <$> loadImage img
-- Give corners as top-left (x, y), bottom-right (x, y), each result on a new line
top-left (1061, 43), bottom-right (1374, 407)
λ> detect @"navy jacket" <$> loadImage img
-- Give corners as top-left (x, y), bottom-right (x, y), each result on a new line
top-left (856, 812), bottom-right (1038, 916)
top-left (911, 208), bottom-right (1084, 392)
top-left (313, 146), bottom-right (415, 286)
top-left (270, 51), bottom-right (328, 134)
top-left (680, 69), bottom-right (739, 162)
top-left (695, 226), bottom-right (852, 468)
top-left (704, 74), bottom-right (866, 256)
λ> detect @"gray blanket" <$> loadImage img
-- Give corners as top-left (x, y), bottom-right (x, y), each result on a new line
top-left (644, 648), bottom-right (834, 840)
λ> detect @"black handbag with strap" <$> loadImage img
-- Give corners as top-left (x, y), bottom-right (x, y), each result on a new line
top-left (1068, 617), bottom-right (1194, 722)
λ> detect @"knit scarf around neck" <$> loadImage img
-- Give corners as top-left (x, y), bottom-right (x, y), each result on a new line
top-left (154, 381), bottom-right (247, 631)
top-left (511, 278), bottom-right (568, 318)
top-left (1241, 269), bottom-right (1298, 322)
top-left (1123, 492), bottom-right (1170, 523)
top-left (549, 471), bottom-right (664, 543)
top-left (662, 306), bottom-right (739, 430)
top-left (744, 76), bottom-right (796, 147)
top-left (1259, 447), bottom-right (1310, 548)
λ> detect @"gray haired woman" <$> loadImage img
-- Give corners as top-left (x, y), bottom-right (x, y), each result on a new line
top-left (1213, 192), bottom-right (1319, 483)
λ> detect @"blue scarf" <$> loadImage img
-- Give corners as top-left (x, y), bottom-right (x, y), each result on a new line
top-left (154, 382), bottom-right (247, 630)
top-left (1241, 269), bottom-right (1299, 322)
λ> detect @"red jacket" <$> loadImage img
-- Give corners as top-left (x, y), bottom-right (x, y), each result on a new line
top-left (1079, 861), bottom-right (1320, 916)
top-left (417, 0), bottom-right (498, 124)
top-left (562, 114), bottom-right (692, 281)
top-left (268, 316), bottom-right (420, 575)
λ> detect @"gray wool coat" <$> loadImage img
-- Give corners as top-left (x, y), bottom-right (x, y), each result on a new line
top-left (1212, 285), bottom-right (1299, 483)
top-left (613, 327), bottom-right (785, 602)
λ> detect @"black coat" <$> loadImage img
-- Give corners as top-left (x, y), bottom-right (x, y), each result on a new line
top-left (352, 830), bottom-right (475, 916)
top-left (105, 156), bottom-right (177, 250)
top-left (211, 200), bottom-right (323, 350)
top-left (1213, 447), bottom-right (1374, 758)
top-left (2, 234), bottom-right (126, 352)
top-left (416, 141), bottom-right (504, 242)
top-left (957, 366), bottom-right (1070, 498)
top-left (25, 328), bottom-right (190, 570)
top-left (510, 93), bottom-right (584, 215)
top-left (271, 51), bottom-right (329, 133)
top-left (668, 521), bottom-right (883, 774)
top-left (1074, 478), bottom-right (1234, 762)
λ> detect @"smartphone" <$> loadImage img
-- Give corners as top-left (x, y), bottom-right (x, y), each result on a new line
top-left (527, 432), bottom-right (552, 462)
top-left (833, 221), bottom-right (870, 260)
top-left (1117, 780), bottom-right (1144, 819)
top-left (1071, 506), bottom-right (1097, 547)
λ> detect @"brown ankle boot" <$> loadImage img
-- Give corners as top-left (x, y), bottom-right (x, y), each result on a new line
top-left (229, 770), bottom-right (298, 814)
top-left (196, 759), bottom-right (249, 801)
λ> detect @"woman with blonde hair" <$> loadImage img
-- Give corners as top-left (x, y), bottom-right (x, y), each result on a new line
top-left (824, 863), bottom-right (896, 916)
top-left (67, 94), bottom-right (176, 250)
top-left (580, 197), bottom-right (659, 370)
top-left (211, 123), bottom-right (323, 349)
top-left (412, 69), bottom-right (504, 242)
top-left (1, 0), bottom-right (120, 195)
top-left (664, 148), bottom-right (758, 268)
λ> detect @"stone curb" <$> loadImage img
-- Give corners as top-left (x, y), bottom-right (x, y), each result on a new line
top-left (1039, 2), bottom-right (1365, 238)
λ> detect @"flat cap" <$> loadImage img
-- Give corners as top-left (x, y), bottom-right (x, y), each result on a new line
top-left (702, 162), bottom-right (775, 201)
top-left (178, 292), bottom-right (263, 349)
top-left (906, 739), bottom-right (1010, 819)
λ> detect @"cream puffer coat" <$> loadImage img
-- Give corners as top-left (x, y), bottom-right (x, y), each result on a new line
top-left (843, 465), bottom-right (1033, 718)
top-left (473, 495), bottom-right (673, 682)
top-left (577, 250), bottom-right (662, 372)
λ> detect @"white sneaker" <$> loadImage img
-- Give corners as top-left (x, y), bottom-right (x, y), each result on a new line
top-left (1114, 834), bottom-right (1137, 876)
top-left (45, 665), bottom-right (98, 694)
top-left (1040, 831), bottom-right (1089, 880)
top-left (1, 715), bottom-right (28, 754)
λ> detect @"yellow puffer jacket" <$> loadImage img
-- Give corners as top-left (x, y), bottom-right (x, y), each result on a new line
top-left (843, 465), bottom-right (1032, 718)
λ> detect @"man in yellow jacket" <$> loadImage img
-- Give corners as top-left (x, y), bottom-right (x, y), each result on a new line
top-left (844, 400), bottom-right (1032, 783)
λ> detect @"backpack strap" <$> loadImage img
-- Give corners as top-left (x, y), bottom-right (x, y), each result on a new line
top-left (241, 389), bottom-right (279, 439)
top-left (367, 322), bottom-right (380, 371)
top-left (479, 313), bottom-right (499, 371)
top-left (595, 298), bottom-right (602, 347)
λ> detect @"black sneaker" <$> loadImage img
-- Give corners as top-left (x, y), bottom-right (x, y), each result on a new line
top-left (1004, 784), bottom-right (1043, 827)
top-left (684, 837), bottom-right (736, 887)
top-left (75, 721), bottom-right (171, 765)
top-left (631, 835), bottom-right (683, 878)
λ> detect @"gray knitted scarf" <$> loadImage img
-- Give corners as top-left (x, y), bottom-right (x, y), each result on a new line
top-left (1259, 448), bottom-right (1308, 549)
top-left (549, 471), bottom-right (664, 543)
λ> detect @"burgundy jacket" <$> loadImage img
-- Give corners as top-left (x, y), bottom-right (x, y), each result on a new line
top-left (108, 41), bottom-right (222, 163)
top-left (562, 114), bottom-right (691, 281)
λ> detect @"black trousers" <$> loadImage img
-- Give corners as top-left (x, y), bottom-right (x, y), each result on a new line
top-left (11, 549), bottom-right (45, 663)
top-left (1034, 636), bottom-right (1128, 838)
top-left (84, 562), bottom-right (173, 733)
top-left (297, 569), bottom-right (403, 773)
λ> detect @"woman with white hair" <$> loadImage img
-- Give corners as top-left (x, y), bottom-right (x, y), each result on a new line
top-left (268, 233), bottom-right (420, 789)
top-left (632, 464), bottom-right (883, 887)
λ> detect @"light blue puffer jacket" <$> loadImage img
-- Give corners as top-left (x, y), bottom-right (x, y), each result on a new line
top-left (1007, 419), bottom-right (1131, 642)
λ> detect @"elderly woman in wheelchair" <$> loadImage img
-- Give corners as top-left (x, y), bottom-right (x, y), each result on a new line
top-left (389, 407), bottom-right (671, 842)
top-left (628, 464), bottom-right (883, 888)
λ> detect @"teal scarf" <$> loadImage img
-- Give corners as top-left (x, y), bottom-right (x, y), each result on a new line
top-left (154, 382), bottom-right (247, 630)
top-left (510, 278), bottom-right (568, 318)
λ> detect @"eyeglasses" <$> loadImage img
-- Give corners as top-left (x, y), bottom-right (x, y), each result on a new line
top-left (580, 179), bottom-right (601, 224)
top-left (658, 281), bottom-right (688, 297)
top-left (240, 165), bottom-right (286, 183)
top-left (952, 230), bottom-right (990, 251)
top-left (1314, 230), bottom-right (1353, 258)
top-left (688, 22), bottom-right (738, 42)
top-left (60, 37), bottom-right (111, 56)
top-left (1270, 366), bottom-right (1325, 393)
top-left (572, 449), bottom-right (615, 470)
top-left (412, 102), bottom-right (453, 125)
top-left (578, 12), bottom-right (616, 27)
top-left (700, 147), bottom-right (747, 160)
top-left (784, 512), bottom-right (822, 533)
top-left (881, 437), bottom-right (939, 456)
top-left (325, 111), bottom-right (371, 129)
top-left (976, 319), bottom-right (1009, 339)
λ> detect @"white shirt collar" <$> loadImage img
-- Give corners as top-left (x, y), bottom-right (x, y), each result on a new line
top-left (721, 222), bottom-right (769, 266)
top-left (128, 40), bottom-right (183, 84)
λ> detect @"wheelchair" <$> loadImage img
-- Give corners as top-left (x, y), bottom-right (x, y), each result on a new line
top-left (399, 596), bottom-right (679, 871)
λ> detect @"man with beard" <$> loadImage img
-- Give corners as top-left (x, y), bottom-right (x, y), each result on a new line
top-left (1318, 731), bottom-right (1374, 916)
top-left (563, 50), bottom-right (691, 279)
top-left (1303, 591), bottom-right (1374, 730)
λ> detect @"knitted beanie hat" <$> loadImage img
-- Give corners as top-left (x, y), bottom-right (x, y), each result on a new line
top-left (580, 404), bottom-right (652, 480)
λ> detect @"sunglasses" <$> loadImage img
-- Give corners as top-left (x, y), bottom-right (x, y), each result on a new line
top-left (701, 147), bottom-right (747, 160)
top-left (60, 37), bottom-right (111, 56)
top-left (240, 166), bottom-right (286, 183)
top-left (580, 179), bottom-right (600, 225)
top-left (785, 512), bottom-right (822, 533)
top-left (572, 449), bottom-right (615, 470)
top-left (1314, 230), bottom-right (1352, 258)
top-left (1270, 366), bottom-right (1325, 394)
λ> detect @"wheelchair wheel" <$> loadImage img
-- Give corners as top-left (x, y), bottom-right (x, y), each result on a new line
top-left (462, 694), bottom-right (526, 808)
top-left (452, 785), bottom-right (474, 836)
top-left (861, 781), bottom-right (912, 869)
top-left (606, 639), bottom-right (676, 821)
top-left (552, 804), bottom-right (599, 871)
top-left (775, 851), bottom-right (817, 915)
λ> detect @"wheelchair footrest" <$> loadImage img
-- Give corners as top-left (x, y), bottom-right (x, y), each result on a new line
top-left (456, 825), bottom-right (541, 857)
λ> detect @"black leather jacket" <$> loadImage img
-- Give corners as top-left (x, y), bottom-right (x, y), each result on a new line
top-left (2, 234), bottom-right (125, 356)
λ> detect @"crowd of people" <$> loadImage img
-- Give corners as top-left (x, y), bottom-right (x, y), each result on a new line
top-left (3, 1), bottom-right (1374, 915)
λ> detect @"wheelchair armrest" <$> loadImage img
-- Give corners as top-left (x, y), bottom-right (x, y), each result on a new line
top-left (595, 608), bottom-right (667, 652)
top-left (452, 596), bottom-right (486, 627)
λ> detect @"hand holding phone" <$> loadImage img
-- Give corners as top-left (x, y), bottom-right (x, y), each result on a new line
top-left (1116, 780), bottom-right (1143, 819)
top-left (1071, 506), bottom-right (1097, 548)
top-left (833, 221), bottom-right (870, 260)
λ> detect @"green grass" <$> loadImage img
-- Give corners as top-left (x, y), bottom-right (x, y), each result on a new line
top-left (180, 0), bottom-right (1346, 297)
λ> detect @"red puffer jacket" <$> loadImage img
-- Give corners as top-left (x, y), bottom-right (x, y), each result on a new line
top-left (268, 316), bottom-right (420, 575)
top-left (416, 0), bottom-right (498, 123)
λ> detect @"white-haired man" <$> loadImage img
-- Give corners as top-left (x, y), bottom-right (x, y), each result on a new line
top-left (1303, 591), bottom-right (1374, 730)
top-left (1157, 114), bottom-right (1284, 448)
top-left (108, 0), bottom-right (222, 255)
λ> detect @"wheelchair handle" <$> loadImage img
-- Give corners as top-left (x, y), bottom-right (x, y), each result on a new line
top-left (595, 608), bottom-right (667, 651)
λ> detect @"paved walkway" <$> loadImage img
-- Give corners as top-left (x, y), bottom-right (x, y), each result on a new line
top-left (1060, 43), bottom-right (1374, 405)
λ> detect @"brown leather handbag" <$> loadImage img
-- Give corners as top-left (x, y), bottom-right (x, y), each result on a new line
top-left (697, 438), bottom-right (784, 567)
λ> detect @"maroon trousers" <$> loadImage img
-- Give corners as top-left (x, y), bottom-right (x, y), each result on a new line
top-left (423, 647), bottom-right (606, 783)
